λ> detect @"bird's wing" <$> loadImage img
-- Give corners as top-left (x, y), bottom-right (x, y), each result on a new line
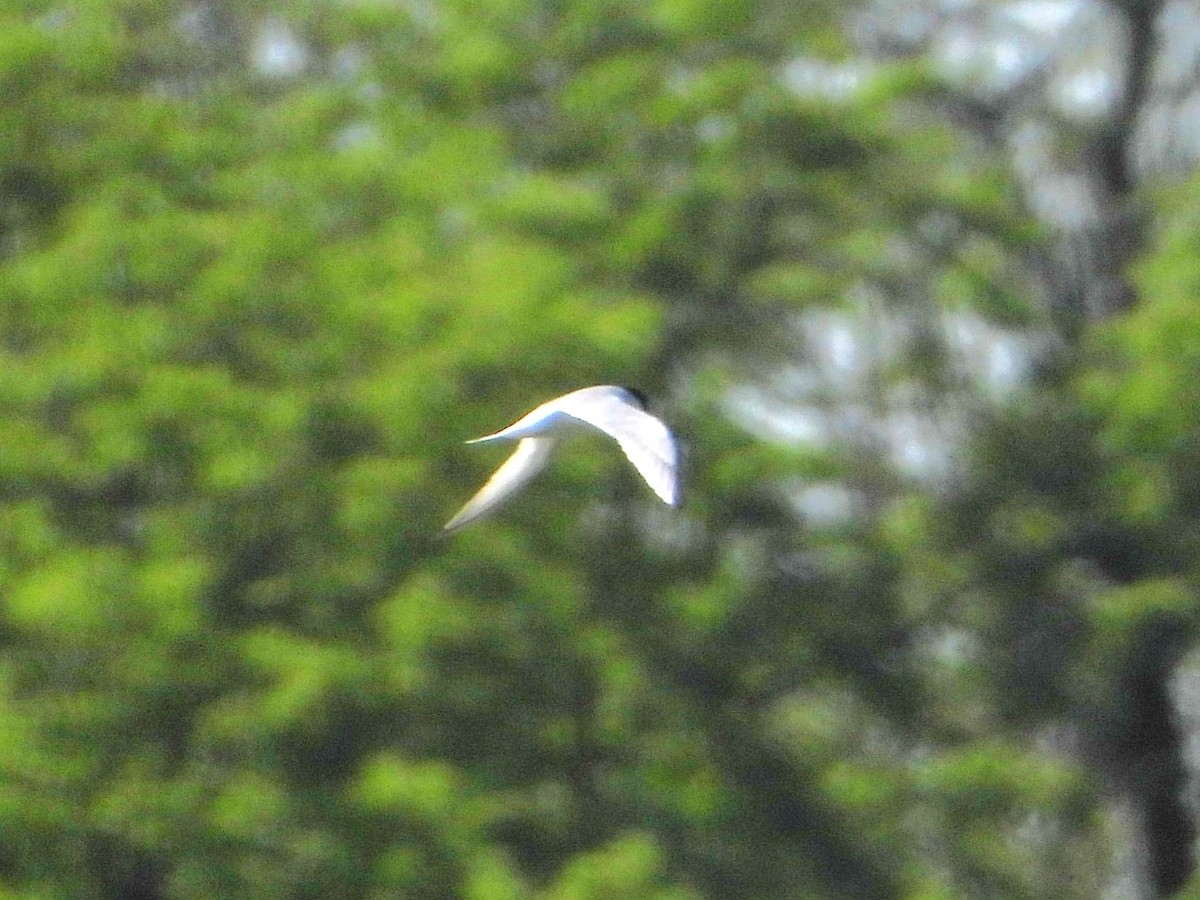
top-left (443, 437), bottom-right (556, 533)
top-left (555, 387), bottom-right (679, 505)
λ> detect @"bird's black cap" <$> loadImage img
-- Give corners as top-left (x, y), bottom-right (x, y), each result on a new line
top-left (620, 386), bottom-right (649, 409)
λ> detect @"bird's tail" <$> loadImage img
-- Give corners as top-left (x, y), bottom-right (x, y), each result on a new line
top-left (464, 431), bottom-right (507, 444)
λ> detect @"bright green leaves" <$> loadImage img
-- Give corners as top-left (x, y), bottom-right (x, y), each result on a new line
top-left (7, 547), bottom-right (128, 639)
top-left (1084, 175), bottom-right (1200, 458)
top-left (0, 0), bottom-right (1186, 898)
top-left (910, 743), bottom-right (1094, 897)
top-left (544, 833), bottom-right (695, 900)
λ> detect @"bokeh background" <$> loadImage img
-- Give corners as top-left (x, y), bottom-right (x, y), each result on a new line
top-left (4, 0), bottom-right (1200, 896)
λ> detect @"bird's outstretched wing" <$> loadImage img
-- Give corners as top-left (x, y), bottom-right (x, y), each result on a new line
top-left (555, 387), bottom-right (679, 506)
top-left (443, 437), bottom-right (556, 533)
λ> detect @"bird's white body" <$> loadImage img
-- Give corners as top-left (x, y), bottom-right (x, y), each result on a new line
top-left (444, 385), bottom-right (679, 532)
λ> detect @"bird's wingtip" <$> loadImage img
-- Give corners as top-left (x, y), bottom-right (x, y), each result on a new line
top-left (655, 481), bottom-right (681, 507)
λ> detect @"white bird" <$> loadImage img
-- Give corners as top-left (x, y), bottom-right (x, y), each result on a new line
top-left (444, 385), bottom-right (679, 533)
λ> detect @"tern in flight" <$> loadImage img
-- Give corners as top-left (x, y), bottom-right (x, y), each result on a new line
top-left (444, 385), bottom-right (679, 533)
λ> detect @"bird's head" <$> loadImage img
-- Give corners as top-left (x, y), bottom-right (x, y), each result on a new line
top-left (620, 386), bottom-right (649, 410)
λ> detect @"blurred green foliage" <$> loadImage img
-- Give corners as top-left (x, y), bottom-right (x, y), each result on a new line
top-left (0, 0), bottom-right (1196, 898)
